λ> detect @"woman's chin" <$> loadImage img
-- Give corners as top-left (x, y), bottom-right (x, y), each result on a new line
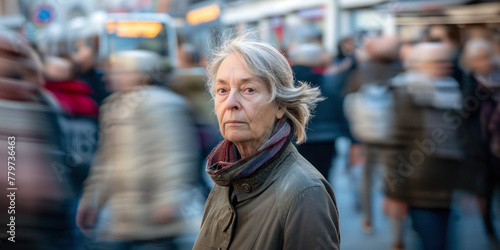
top-left (224, 132), bottom-right (252, 145)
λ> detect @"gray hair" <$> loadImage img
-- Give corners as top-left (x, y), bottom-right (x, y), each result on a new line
top-left (463, 38), bottom-right (492, 60)
top-left (206, 35), bottom-right (324, 144)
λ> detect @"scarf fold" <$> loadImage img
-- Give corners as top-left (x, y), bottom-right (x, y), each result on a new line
top-left (206, 118), bottom-right (293, 186)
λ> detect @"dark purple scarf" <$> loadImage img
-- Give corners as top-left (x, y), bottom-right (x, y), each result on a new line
top-left (206, 119), bottom-right (293, 186)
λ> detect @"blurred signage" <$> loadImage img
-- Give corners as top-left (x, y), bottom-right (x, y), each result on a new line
top-left (106, 21), bottom-right (162, 38)
top-left (32, 4), bottom-right (55, 26)
top-left (186, 4), bottom-right (220, 25)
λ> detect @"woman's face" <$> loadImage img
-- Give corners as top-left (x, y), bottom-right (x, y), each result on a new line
top-left (215, 54), bottom-right (284, 153)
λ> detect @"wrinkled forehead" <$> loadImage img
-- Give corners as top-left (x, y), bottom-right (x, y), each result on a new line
top-left (217, 54), bottom-right (253, 77)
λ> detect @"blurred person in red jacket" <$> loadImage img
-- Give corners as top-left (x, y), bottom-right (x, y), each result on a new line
top-left (43, 56), bottom-right (99, 196)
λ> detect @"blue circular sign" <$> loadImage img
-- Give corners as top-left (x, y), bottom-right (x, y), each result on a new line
top-left (33, 5), bottom-right (55, 25)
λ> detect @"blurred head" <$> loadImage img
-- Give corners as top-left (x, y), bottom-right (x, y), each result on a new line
top-left (0, 28), bottom-right (44, 87)
top-left (68, 17), bottom-right (99, 73)
top-left (44, 56), bottom-right (76, 82)
top-left (412, 42), bottom-right (454, 78)
top-left (364, 35), bottom-right (400, 63)
top-left (71, 41), bottom-right (97, 73)
top-left (207, 36), bottom-right (322, 154)
top-left (463, 38), bottom-right (494, 75)
top-left (337, 36), bottom-right (356, 59)
top-left (106, 50), bottom-right (164, 92)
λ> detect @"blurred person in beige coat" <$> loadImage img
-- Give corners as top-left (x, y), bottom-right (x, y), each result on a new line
top-left (77, 50), bottom-right (200, 249)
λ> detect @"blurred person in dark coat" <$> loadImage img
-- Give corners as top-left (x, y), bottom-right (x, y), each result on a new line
top-left (76, 50), bottom-right (200, 250)
top-left (383, 43), bottom-right (466, 250)
top-left (290, 43), bottom-right (352, 180)
top-left (44, 56), bottom-right (99, 195)
top-left (69, 22), bottom-right (109, 106)
top-left (461, 38), bottom-right (500, 245)
top-left (0, 28), bottom-right (76, 249)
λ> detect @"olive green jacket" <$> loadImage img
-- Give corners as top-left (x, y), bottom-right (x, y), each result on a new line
top-left (193, 144), bottom-right (340, 250)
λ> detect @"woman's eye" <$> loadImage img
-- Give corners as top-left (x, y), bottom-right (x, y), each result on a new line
top-left (244, 88), bottom-right (255, 93)
top-left (217, 88), bottom-right (227, 94)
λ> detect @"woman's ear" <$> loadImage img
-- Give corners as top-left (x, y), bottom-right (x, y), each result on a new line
top-left (276, 105), bottom-right (285, 119)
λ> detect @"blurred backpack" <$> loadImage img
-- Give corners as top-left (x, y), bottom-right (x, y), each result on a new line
top-left (344, 72), bottom-right (464, 159)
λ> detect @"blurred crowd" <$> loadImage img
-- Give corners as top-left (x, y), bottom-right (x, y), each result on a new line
top-left (0, 9), bottom-right (499, 250)
top-left (287, 24), bottom-right (500, 250)
top-left (0, 20), bottom-right (216, 249)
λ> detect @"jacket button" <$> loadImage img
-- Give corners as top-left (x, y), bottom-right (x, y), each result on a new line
top-left (241, 183), bottom-right (252, 193)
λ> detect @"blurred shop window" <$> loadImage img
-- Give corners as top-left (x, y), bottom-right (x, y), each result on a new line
top-left (284, 7), bottom-right (325, 49)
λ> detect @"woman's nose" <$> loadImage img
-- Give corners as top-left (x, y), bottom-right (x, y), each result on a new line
top-left (226, 89), bottom-right (242, 111)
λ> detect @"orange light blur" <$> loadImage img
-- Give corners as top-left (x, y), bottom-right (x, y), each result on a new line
top-left (186, 4), bottom-right (220, 25)
top-left (106, 21), bottom-right (163, 38)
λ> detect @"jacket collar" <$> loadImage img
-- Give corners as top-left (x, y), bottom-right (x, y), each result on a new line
top-left (230, 144), bottom-right (298, 202)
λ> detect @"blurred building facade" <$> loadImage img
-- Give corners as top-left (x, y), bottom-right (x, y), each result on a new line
top-left (217, 0), bottom-right (395, 55)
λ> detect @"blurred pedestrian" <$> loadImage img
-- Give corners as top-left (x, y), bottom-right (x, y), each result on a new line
top-left (290, 43), bottom-right (352, 180)
top-left (426, 24), bottom-right (464, 86)
top-left (44, 56), bottom-right (99, 194)
top-left (461, 38), bottom-right (500, 245)
top-left (384, 42), bottom-right (465, 250)
top-left (193, 36), bottom-right (340, 250)
top-left (69, 17), bottom-right (109, 106)
top-left (0, 28), bottom-right (76, 250)
top-left (344, 35), bottom-right (403, 237)
top-left (169, 43), bottom-right (220, 196)
top-left (77, 50), bottom-right (200, 249)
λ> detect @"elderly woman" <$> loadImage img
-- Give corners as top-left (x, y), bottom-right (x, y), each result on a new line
top-left (193, 37), bottom-right (340, 250)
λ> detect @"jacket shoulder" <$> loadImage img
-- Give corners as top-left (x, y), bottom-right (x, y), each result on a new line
top-left (274, 149), bottom-right (333, 217)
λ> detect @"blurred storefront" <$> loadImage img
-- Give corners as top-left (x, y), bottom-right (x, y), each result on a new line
top-left (0, 0), bottom-right (24, 30)
top-left (338, 0), bottom-right (394, 38)
top-left (220, 0), bottom-right (338, 54)
top-left (384, 0), bottom-right (500, 42)
top-left (218, 0), bottom-right (400, 56)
